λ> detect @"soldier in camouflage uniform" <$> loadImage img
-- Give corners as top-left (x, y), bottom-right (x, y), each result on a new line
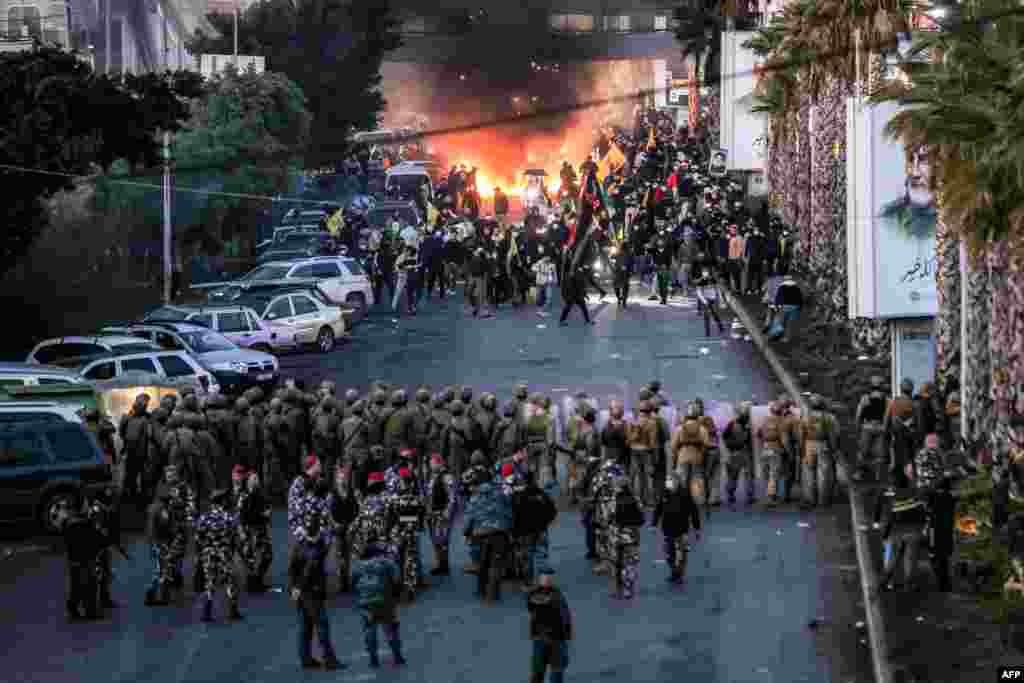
top-left (383, 390), bottom-right (418, 466)
top-left (288, 456), bottom-right (333, 545)
top-left (459, 385), bottom-right (477, 421)
top-left (721, 401), bottom-right (755, 506)
top-left (509, 383), bottom-right (530, 421)
top-left (856, 375), bottom-right (889, 482)
top-left (523, 394), bottom-right (553, 487)
top-left (350, 472), bottom-right (394, 561)
top-left (236, 467), bottom-right (273, 592)
top-left (196, 488), bottom-right (243, 622)
top-left (799, 394), bottom-right (841, 507)
top-left (85, 488), bottom-right (119, 609)
top-left (463, 466), bottom-right (515, 603)
top-left (492, 402), bottom-right (523, 466)
top-left (411, 388), bottom-right (433, 480)
top-left (312, 397), bottom-right (342, 474)
top-left (328, 464), bottom-right (359, 592)
top-left (283, 389), bottom-right (309, 484)
top-left (608, 478), bottom-right (644, 600)
top-left (203, 395), bottom-right (235, 487)
top-left (386, 468), bottom-right (426, 601)
top-left (594, 456), bottom-right (630, 582)
top-left (566, 405), bottom-right (600, 505)
top-left (691, 398), bottom-right (722, 506)
top-left (425, 394), bottom-right (450, 464)
top-left (190, 412), bottom-right (219, 507)
top-left (162, 464), bottom-right (196, 592)
top-left (442, 400), bottom-right (477, 480)
top-left (474, 393), bottom-right (499, 455)
top-left (385, 449), bottom-right (419, 496)
top-left (263, 398), bottom-right (287, 499)
top-left (757, 401), bottom-right (789, 504)
top-left (119, 393), bottom-right (152, 501)
top-left (601, 401), bottom-right (630, 468)
top-left (144, 483), bottom-right (178, 606)
top-left (144, 407), bottom-right (170, 501)
top-left (341, 400), bottom-right (371, 491)
top-left (366, 389), bottom-right (392, 454)
top-left (234, 397), bottom-right (262, 472)
top-left (672, 403), bottom-right (711, 503)
top-left (577, 440), bottom-right (604, 561)
top-left (461, 451), bottom-right (491, 574)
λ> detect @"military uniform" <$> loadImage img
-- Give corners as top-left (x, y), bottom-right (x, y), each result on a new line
top-left (144, 485), bottom-right (177, 606)
top-left (442, 401), bottom-right (477, 479)
top-left (238, 477), bottom-right (273, 591)
top-left (341, 402), bottom-right (371, 491)
top-left (875, 486), bottom-right (929, 590)
top-left (591, 459), bottom-right (626, 576)
top-left (757, 405), bottom-right (788, 503)
top-left (492, 403), bottom-right (523, 465)
top-left (722, 404), bottom-right (755, 505)
top-left (383, 391), bottom-right (418, 467)
top-left (694, 404), bottom-right (721, 505)
top-left (607, 480), bottom-right (643, 599)
top-left (886, 385), bottom-right (918, 489)
top-left (799, 396), bottom-right (840, 506)
top-left (263, 400), bottom-right (288, 498)
top-left (195, 491), bottom-right (242, 622)
top-left (328, 480), bottom-right (359, 592)
top-left (163, 466), bottom-right (196, 590)
top-left (386, 471), bottom-right (425, 600)
top-left (652, 477), bottom-right (701, 583)
top-left (601, 414), bottom-right (631, 469)
top-left (351, 548), bottom-right (405, 667)
top-left (425, 395), bottom-right (450, 461)
top-left (366, 390), bottom-right (392, 453)
top-left (190, 413), bottom-right (220, 507)
top-left (523, 396), bottom-right (553, 487)
top-left (234, 398), bottom-right (263, 471)
top-left (282, 391), bottom-right (309, 483)
top-left (672, 413), bottom-right (710, 503)
top-left (312, 398), bottom-right (342, 475)
top-left (473, 394), bottom-right (499, 462)
top-left (143, 408), bottom-right (169, 500)
top-left (59, 505), bottom-right (103, 620)
top-left (460, 452), bottom-right (492, 574)
top-left (288, 473), bottom-right (334, 545)
top-left (577, 452), bottom-right (603, 559)
top-left (350, 478), bottom-right (395, 561)
top-left (426, 460), bottom-right (459, 575)
top-left (567, 412), bottom-right (600, 504)
top-left (119, 396), bottom-right (152, 500)
top-left (85, 493), bottom-right (119, 608)
top-left (627, 401), bottom-right (660, 505)
top-left (462, 479), bottom-right (515, 602)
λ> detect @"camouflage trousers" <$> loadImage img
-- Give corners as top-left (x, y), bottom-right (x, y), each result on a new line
top-left (801, 442), bottom-right (835, 507)
top-left (149, 543), bottom-right (174, 592)
top-left (393, 531), bottom-right (420, 596)
top-left (662, 533), bottom-right (690, 577)
top-left (725, 450), bottom-right (755, 504)
top-left (169, 530), bottom-right (189, 579)
top-left (200, 549), bottom-right (238, 606)
top-left (760, 448), bottom-right (784, 500)
top-left (609, 529), bottom-right (640, 599)
top-left (239, 524), bottom-right (273, 577)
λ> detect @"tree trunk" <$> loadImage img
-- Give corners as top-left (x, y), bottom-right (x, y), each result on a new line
top-left (794, 92), bottom-right (812, 269)
top-left (779, 111), bottom-right (798, 229)
top-left (850, 317), bottom-right (891, 358)
top-left (964, 246), bottom-right (993, 443)
top-left (809, 76), bottom-right (848, 321)
top-left (933, 198), bottom-right (961, 393)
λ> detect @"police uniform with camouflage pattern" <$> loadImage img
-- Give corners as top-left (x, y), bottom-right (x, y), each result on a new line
top-left (411, 388), bottom-right (433, 478)
top-left (442, 401), bottom-right (478, 480)
top-left (367, 390), bottom-right (393, 454)
top-left (190, 412), bottom-right (220, 504)
top-left (593, 458), bottom-right (629, 581)
top-left (342, 401), bottom-right (371, 490)
top-left (288, 473), bottom-right (335, 545)
top-left (722, 402), bottom-right (755, 505)
top-left (144, 483), bottom-right (178, 606)
top-left (523, 394), bottom-right (554, 487)
top-left (143, 407), bottom-right (170, 499)
top-left (608, 478), bottom-right (643, 599)
top-left (577, 448), bottom-right (604, 560)
top-left (856, 376), bottom-right (889, 481)
top-left (85, 490), bottom-right (119, 608)
top-left (425, 394), bottom-right (450, 461)
top-left (350, 480), bottom-right (396, 561)
top-left (312, 397), bottom-right (342, 474)
top-left (196, 490), bottom-right (242, 622)
top-left (233, 398), bottom-right (262, 471)
top-left (426, 458), bottom-right (459, 576)
top-left (341, 388), bottom-right (361, 420)
top-left (799, 395), bottom-right (841, 507)
top-left (386, 471), bottom-right (427, 600)
top-left (692, 398), bottom-right (721, 505)
top-left (385, 451), bottom-right (419, 496)
top-left (162, 465), bottom-right (196, 591)
top-left (237, 475), bottom-right (273, 591)
top-left (757, 401), bottom-right (789, 503)
top-left (672, 405), bottom-right (710, 504)
top-left (119, 394), bottom-right (152, 500)
top-left (460, 452), bottom-right (491, 573)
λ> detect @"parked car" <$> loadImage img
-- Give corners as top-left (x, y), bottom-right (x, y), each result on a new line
top-left (97, 322), bottom-right (276, 394)
top-left (197, 256), bottom-right (373, 316)
top-left (140, 304), bottom-right (301, 354)
top-left (233, 286), bottom-right (348, 353)
top-left (0, 420), bottom-right (114, 532)
top-left (256, 225), bottom-right (324, 257)
top-left (258, 232), bottom-right (337, 264)
top-left (0, 362), bottom-right (89, 390)
top-left (0, 401), bottom-right (85, 424)
top-left (26, 335), bottom-right (161, 366)
top-left (366, 200), bottom-right (423, 233)
top-left (64, 348), bottom-right (223, 395)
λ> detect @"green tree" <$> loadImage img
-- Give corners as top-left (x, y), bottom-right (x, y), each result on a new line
top-left (187, 0), bottom-right (401, 170)
top-left (0, 46), bottom-right (202, 278)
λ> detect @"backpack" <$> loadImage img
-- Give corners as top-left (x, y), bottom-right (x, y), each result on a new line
top-left (760, 417), bottom-right (781, 444)
top-left (615, 489), bottom-right (645, 527)
top-left (630, 416), bottom-right (659, 450)
top-left (680, 419), bottom-right (703, 446)
top-left (723, 420), bottom-right (749, 452)
top-left (513, 486), bottom-right (558, 536)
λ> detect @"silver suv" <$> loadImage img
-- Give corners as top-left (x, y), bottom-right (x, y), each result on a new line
top-left (141, 304), bottom-right (300, 354)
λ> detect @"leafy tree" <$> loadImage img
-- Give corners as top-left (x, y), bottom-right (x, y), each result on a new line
top-left (187, 0), bottom-right (402, 170)
top-left (0, 46), bottom-right (202, 278)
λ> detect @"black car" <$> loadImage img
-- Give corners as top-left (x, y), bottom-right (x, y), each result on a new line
top-left (258, 232), bottom-right (336, 264)
top-left (0, 421), bottom-right (113, 533)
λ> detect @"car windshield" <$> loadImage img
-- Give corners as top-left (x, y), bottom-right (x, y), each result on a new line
top-left (388, 174), bottom-right (428, 198)
top-left (179, 331), bottom-right (237, 353)
top-left (242, 265), bottom-right (291, 281)
top-left (342, 258), bottom-right (364, 275)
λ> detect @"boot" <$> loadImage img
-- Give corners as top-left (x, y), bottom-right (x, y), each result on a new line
top-left (227, 602), bottom-right (243, 621)
top-left (368, 652), bottom-right (380, 668)
top-left (464, 559), bottom-right (479, 574)
top-left (99, 588), bottom-right (118, 609)
top-left (389, 639), bottom-right (406, 666)
top-left (200, 599), bottom-right (213, 623)
top-left (323, 655), bottom-right (345, 671)
top-left (301, 657), bottom-right (323, 670)
top-left (144, 587), bottom-right (167, 606)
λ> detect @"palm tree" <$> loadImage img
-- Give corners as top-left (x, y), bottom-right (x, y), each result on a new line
top-left (675, 0), bottom-right (751, 89)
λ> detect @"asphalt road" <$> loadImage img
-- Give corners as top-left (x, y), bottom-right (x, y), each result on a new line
top-left (0, 284), bottom-right (872, 683)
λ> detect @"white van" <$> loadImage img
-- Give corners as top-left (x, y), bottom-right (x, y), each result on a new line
top-left (385, 162), bottom-right (434, 202)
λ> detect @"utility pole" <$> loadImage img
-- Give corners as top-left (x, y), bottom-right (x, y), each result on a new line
top-left (104, 0), bottom-right (111, 74)
top-left (234, 2), bottom-right (239, 66)
top-left (162, 5), bottom-right (173, 304)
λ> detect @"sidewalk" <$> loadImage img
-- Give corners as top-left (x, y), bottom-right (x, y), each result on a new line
top-left (723, 280), bottom-right (1024, 682)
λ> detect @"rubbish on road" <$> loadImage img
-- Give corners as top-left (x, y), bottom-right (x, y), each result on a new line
top-left (798, 521), bottom-right (811, 528)
top-left (857, 355), bottom-right (870, 361)
top-left (536, 324), bottom-right (547, 329)
top-left (699, 347), bottom-right (710, 355)
top-left (776, 530), bottom-right (783, 535)
top-left (610, 353), bottom-right (621, 359)
top-left (855, 621), bottom-right (866, 630)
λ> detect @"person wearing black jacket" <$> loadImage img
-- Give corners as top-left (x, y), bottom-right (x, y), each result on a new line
top-left (57, 500), bottom-right (104, 620)
top-left (559, 236), bottom-right (595, 326)
top-left (422, 229), bottom-right (447, 301)
top-left (610, 241), bottom-right (633, 308)
top-left (744, 229), bottom-right (767, 294)
top-left (371, 238), bottom-right (396, 312)
top-left (467, 246), bottom-right (492, 318)
top-left (651, 474), bottom-right (702, 584)
top-left (329, 465), bottom-right (359, 592)
top-left (237, 468), bottom-right (273, 593)
top-left (494, 187), bottom-right (509, 226)
top-left (926, 477), bottom-right (956, 592)
top-left (691, 253), bottom-right (726, 336)
top-left (289, 515), bottom-right (345, 671)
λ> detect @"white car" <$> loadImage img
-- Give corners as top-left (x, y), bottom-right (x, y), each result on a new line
top-left (75, 349), bottom-right (222, 395)
top-left (0, 362), bottom-right (90, 389)
top-left (26, 335), bottom-right (161, 366)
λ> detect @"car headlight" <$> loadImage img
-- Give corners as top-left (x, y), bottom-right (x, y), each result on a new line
top-left (212, 361), bottom-right (247, 373)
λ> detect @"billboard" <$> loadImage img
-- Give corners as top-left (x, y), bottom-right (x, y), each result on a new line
top-left (200, 54), bottom-right (266, 79)
top-left (719, 31), bottom-right (767, 171)
top-left (846, 100), bottom-right (938, 319)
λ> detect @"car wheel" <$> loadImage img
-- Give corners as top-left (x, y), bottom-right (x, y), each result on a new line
top-left (40, 489), bottom-right (78, 534)
top-left (317, 326), bottom-right (336, 353)
top-left (251, 343), bottom-right (272, 353)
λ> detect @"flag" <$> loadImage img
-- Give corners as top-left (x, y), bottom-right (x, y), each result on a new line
top-left (688, 62), bottom-right (700, 132)
top-left (325, 208), bottom-right (344, 237)
top-left (567, 168), bottom-right (608, 251)
top-left (426, 202), bottom-right (439, 228)
top-left (647, 126), bottom-right (657, 151)
top-left (597, 143), bottom-right (626, 180)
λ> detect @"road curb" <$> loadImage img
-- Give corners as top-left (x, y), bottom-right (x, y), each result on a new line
top-left (721, 285), bottom-right (895, 683)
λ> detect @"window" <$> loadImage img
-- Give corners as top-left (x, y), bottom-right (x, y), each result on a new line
top-left (246, 311), bottom-right (263, 330)
top-left (7, 5), bottom-right (41, 40)
top-left (219, 312), bottom-right (250, 333)
top-left (38, 378), bottom-right (74, 385)
top-left (549, 13), bottom-right (594, 32)
top-left (180, 331), bottom-right (235, 353)
top-left (291, 296), bottom-right (318, 316)
top-left (291, 264), bottom-right (316, 278)
top-left (0, 378), bottom-right (24, 388)
top-left (654, 15), bottom-right (669, 31)
top-left (312, 263), bottom-right (341, 279)
top-left (189, 314), bottom-right (214, 329)
top-left (121, 357), bottom-right (158, 374)
top-left (604, 15), bottom-right (631, 31)
top-left (342, 259), bottom-right (364, 276)
top-left (0, 434), bottom-right (50, 467)
top-left (243, 265), bottom-right (291, 281)
top-left (83, 362), bottom-right (115, 381)
top-left (44, 428), bottom-right (97, 464)
top-left (154, 332), bottom-right (184, 350)
top-left (0, 412), bottom-right (62, 423)
top-left (129, 331), bottom-right (153, 341)
top-left (266, 298), bottom-right (292, 320)
top-left (32, 344), bottom-right (62, 364)
top-left (157, 355), bottom-right (195, 378)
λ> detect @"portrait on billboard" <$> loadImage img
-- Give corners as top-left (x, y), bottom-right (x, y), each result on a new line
top-left (709, 149), bottom-right (727, 176)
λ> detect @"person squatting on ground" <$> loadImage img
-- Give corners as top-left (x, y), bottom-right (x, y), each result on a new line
top-left (651, 473), bottom-right (702, 584)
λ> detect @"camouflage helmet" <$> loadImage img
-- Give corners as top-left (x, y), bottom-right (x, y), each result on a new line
top-left (442, 386), bottom-right (456, 403)
top-left (809, 394), bottom-right (826, 410)
top-left (528, 392), bottom-right (545, 407)
top-left (480, 392), bottom-right (497, 410)
top-left (637, 388), bottom-right (654, 402)
top-left (514, 383), bottom-right (529, 400)
top-left (416, 387), bottom-right (431, 404)
top-left (372, 389), bottom-right (388, 406)
top-left (869, 375), bottom-right (885, 389)
top-left (470, 450), bottom-right (487, 467)
top-left (234, 397), bottom-right (250, 412)
top-left (460, 385), bottom-right (474, 403)
top-left (502, 402), bottom-right (518, 418)
top-left (735, 401), bottom-right (752, 418)
top-left (319, 380), bottom-right (336, 397)
top-left (344, 388), bottom-right (359, 403)
top-left (321, 397), bottom-right (339, 413)
top-left (269, 397), bottom-right (283, 412)
top-left (350, 399), bottom-right (366, 415)
top-left (392, 389), bottom-right (408, 406)
top-left (432, 393), bottom-right (447, 409)
top-left (449, 400), bottom-right (466, 416)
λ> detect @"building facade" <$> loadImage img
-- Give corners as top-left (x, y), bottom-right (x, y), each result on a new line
top-left (0, 0), bottom-right (218, 72)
